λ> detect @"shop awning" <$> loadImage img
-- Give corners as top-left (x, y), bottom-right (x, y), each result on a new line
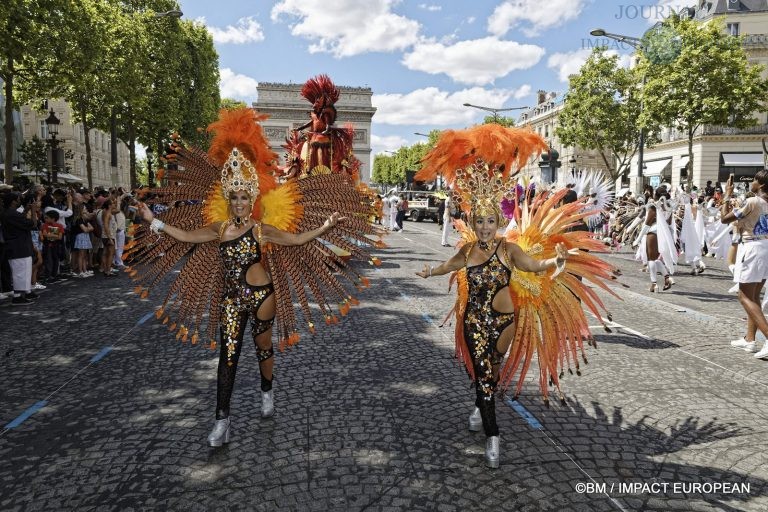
top-left (678, 156), bottom-right (689, 169)
top-left (721, 153), bottom-right (763, 166)
top-left (643, 158), bottom-right (671, 176)
top-left (56, 172), bottom-right (83, 183)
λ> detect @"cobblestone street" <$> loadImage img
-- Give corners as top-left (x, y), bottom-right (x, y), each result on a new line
top-left (2, 220), bottom-right (768, 511)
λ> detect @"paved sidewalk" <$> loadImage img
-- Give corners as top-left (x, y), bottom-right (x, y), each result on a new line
top-left (1, 222), bottom-right (767, 511)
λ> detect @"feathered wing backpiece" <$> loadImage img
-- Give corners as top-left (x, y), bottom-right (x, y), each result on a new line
top-left (124, 107), bottom-right (384, 350)
top-left (259, 174), bottom-right (384, 349)
top-left (419, 124), bottom-right (619, 404)
top-left (503, 189), bottom-right (620, 404)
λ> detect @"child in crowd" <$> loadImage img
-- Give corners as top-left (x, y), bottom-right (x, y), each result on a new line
top-left (40, 210), bottom-right (63, 282)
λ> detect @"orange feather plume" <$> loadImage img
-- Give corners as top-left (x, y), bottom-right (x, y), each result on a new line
top-left (416, 124), bottom-right (548, 185)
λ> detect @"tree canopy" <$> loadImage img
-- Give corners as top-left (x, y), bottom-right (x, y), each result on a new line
top-left (639, 15), bottom-right (768, 189)
top-left (556, 47), bottom-right (649, 184)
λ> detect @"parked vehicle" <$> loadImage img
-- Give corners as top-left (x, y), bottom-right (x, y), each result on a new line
top-left (400, 191), bottom-right (443, 222)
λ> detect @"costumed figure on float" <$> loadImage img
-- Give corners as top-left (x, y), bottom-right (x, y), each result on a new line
top-left (282, 74), bottom-right (357, 180)
top-left (413, 124), bottom-right (620, 468)
top-left (124, 107), bottom-right (383, 447)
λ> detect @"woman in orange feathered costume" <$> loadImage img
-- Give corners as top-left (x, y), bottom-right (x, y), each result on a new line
top-left (414, 125), bottom-right (618, 468)
top-left (129, 108), bottom-right (381, 447)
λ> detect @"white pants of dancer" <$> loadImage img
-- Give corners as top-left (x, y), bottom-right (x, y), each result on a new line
top-left (10, 256), bottom-right (32, 294)
top-left (113, 230), bottom-right (125, 267)
top-left (390, 209), bottom-right (398, 230)
top-left (441, 213), bottom-right (451, 245)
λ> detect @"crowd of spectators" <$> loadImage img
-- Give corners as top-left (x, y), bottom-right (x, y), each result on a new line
top-left (0, 183), bottom-right (137, 306)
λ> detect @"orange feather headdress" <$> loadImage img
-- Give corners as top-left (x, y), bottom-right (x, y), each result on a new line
top-left (416, 124), bottom-right (548, 217)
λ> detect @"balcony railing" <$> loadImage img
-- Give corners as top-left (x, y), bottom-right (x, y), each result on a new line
top-left (664, 123), bottom-right (768, 141)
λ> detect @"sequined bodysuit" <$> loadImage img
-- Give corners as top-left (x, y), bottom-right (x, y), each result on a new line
top-left (464, 241), bottom-right (515, 437)
top-left (216, 225), bottom-right (275, 419)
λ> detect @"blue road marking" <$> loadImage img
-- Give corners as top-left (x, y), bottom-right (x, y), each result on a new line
top-left (90, 346), bottom-right (113, 363)
top-left (399, 292), bottom-right (410, 301)
top-left (137, 311), bottom-right (155, 325)
top-left (421, 312), bottom-right (433, 324)
top-left (506, 398), bottom-right (543, 430)
top-left (5, 401), bottom-right (47, 429)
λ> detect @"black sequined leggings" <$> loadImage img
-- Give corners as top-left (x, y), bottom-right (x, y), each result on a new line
top-left (466, 310), bottom-right (515, 438)
top-left (215, 287), bottom-right (275, 419)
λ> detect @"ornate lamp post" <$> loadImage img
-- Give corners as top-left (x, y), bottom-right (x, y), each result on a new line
top-left (146, 152), bottom-right (154, 187)
top-left (45, 108), bottom-right (62, 184)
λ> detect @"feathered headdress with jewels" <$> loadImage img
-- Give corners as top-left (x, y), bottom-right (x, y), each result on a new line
top-left (124, 107), bottom-right (383, 350)
top-left (416, 124), bottom-right (549, 219)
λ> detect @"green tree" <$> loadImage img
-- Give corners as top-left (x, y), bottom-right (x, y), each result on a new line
top-left (640, 16), bottom-right (768, 190)
top-left (483, 115), bottom-right (515, 127)
top-left (556, 47), bottom-right (650, 184)
top-left (221, 98), bottom-right (248, 111)
top-left (135, 15), bottom-right (219, 182)
top-left (17, 135), bottom-right (48, 182)
top-left (56, 0), bottom-right (138, 189)
top-left (175, 19), bottom-right (220, 149)
top-left (0, 0), bottom-right (66, 184)
top-left (372, 154), bottom-right (390, 185)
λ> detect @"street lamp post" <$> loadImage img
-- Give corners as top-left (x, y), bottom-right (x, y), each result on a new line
top-left (462, 103), bottom-right (528, 123)
top-left (45, 109), bottom-right (62, 184)
top-left (146, 152), bottom-right (153, 187)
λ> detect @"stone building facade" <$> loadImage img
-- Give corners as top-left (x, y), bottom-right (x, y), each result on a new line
top-left (20, 99), bottom-right (131, 189)
top-left (254, 82), bottom-right (376, 183)
top-left (631, 1), bottom-right (768, 192)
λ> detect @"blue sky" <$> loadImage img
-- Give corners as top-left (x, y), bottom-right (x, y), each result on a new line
top-left (179, 0), bottom-right (689, 154)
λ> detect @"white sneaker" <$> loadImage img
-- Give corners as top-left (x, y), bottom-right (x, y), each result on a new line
top-left (0, 291), bottom-right (12, 300)
top-left (728, 284), bottom-right (739, 293)
top-left (32, 283), bottom-right (46, 290)
top-left (85, 270), bottom-right (94, 276)
top-left (754, 344), bottom-right (768, 359)
top-left (730, 338), bottom-right (750, 348)
top-left (744, 342), bottom-right (758, 353)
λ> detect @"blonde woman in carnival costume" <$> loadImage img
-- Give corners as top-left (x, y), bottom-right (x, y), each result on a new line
top-left (127, 106), bottom-right (383, 447)
top-left (414, 125), bottom-right (619, 468)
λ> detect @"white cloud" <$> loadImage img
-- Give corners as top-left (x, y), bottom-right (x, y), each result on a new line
top-left (467, 16), bottom-right (476, 24)
top-left (488, 0), bottom-right (586, 37)
top-left (547, 49), bottom-right (592, 83)
top-left (547, 49), bottom-right (632, 83)
top-left (512, 84), bottom-right (532, 100)
top-left (271, 0), bottom-right (420, 57)
top-left (418, 3), bottom-right (441, 11)
top-left (202, 16), bottom-right (265, 44)
top-left (402, 37), bottom-right (544, 85)
top-left (219, 68), bottom-right (258, 100)
top-left (372, 86), bottom-right (530, 126)
top-left (371, 134), bottom-right (410, 154)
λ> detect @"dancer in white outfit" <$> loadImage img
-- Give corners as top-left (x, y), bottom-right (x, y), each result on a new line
top-left (441, 196), bottom-right (452, 246)
top-left (634, 188), bottom-right (675, 292)
top-left (721, 171), bottom-right (768, 359)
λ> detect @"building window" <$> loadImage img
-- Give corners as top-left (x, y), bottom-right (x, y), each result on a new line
top-left (545, 125), bottom-right (550, 138)
top-left (726, 23), bottom-right (739, 36)
top-left (79, 126), bottom-right (84, 143)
